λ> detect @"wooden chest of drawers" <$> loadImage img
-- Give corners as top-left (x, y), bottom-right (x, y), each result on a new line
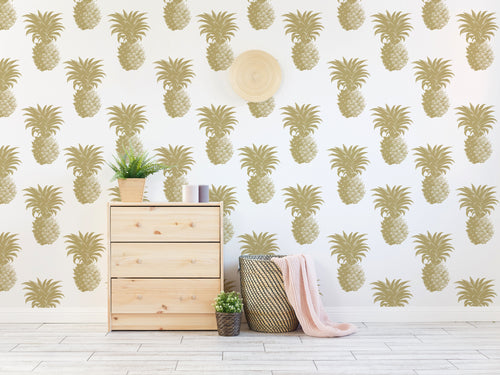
top-left (107, 202), bottom-right (223, 331)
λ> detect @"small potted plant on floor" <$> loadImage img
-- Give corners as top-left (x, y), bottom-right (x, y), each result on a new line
top-left (213, 291), bottom-right (243, 336)
top-left (108, 149), bottom-right (168, 202)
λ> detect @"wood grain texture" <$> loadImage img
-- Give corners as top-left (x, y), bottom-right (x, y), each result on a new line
top-left (110, 313), bottom-right (217, 330)
top-left (117, 178), bottom-right (145, 202)
top-left (110, 206), bottom-right (220, 242)
top-left (111, 278), bottom-right (220, 314)
top-left (1, 323), bottom-right (500, 373)
top-left (108, 203), bottom-right (223, 331)
top-left (0, 361), bottom-right (40, 372)
top-left (219, 202), bottom-right (224, 293)
top-left (111, 242), bottom-right (220, 278)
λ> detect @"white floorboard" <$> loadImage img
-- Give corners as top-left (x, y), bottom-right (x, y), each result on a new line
top-left (0, 322), bottom-right (496, 374)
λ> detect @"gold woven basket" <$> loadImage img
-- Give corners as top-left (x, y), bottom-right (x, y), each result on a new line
top-left (239, 255), bottom-right (299, 333)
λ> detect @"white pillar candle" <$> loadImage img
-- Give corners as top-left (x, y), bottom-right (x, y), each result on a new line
top-left (182, 185), bottom-right (199, 203)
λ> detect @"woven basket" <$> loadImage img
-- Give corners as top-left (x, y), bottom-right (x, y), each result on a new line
top-left (215, 312), bottom-right (241, 336)
top-left (239, 255), bottom-right (298, 333)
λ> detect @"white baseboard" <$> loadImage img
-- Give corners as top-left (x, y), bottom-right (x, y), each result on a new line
top-left (0, 308), bottom-right (107, 323)
top-left (0, 307), bottom-right (498, 324)
top-left (326, 307), bottom-right (500, 322)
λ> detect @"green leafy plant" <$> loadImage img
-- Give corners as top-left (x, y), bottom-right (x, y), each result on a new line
top-left (213, 291), bottom-right (243, 313)
top-left (108, 149), bottom-right (169, 180)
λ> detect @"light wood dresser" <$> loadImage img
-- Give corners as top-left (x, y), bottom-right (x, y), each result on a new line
top-left (107, 202), bottom-right (223, 331)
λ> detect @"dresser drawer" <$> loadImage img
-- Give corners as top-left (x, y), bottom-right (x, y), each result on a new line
top-left (110, 313), bottom-right (217, 330)
top-left (111, 279), bottom-right (220, 314)
top-left (110, 206), bottom-right (220, 242)
top-left (111, 242), bottom-right (220, 278)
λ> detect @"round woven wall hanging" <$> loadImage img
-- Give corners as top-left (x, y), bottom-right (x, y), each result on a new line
top-left (229, 50), bottom-right (282, 102)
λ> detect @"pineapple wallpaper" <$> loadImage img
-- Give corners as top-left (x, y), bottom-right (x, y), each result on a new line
top-left (73, 0), bottom-right (101, 31)
top-left (0, 145), bottom-right (20, 204)
top-left (23, 105), bottom-right (63, 165)
top-left (0, 0), bottom-right (499, 320)
top-left (329, 231), bottom-right (369, 292)
top-left (329, 57), bottom-right (369, 118)
top-left (0, 58), bottom-right (20, 117)
top-left (65, 57), bottom-right (105, 118)
top-left (24, 11), bottom-right (64, 72)
top-left (282, 103), bottom-right (321, 164)
top-left (209, 185), bottom-right (238, 244)
top-left (108, 103), bottom-right (147, 156)
top-left (65, 144), bottom-right (104, 204)
top-left (372, 11), bottom-right (412, 71)
top-left (371, 104), bottom-right (412, 165)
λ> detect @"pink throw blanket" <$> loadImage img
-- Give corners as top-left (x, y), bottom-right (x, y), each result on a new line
top-left (272, 254), bottom-right (357, 338)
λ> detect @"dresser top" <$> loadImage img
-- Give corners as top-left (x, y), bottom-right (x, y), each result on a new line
top-left (108, 202), bottom-right (222, 207)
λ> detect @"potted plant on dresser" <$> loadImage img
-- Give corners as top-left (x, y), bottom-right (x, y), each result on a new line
top-left (108, 149), bottom-right (168, 202)
top-left (213, 291), bottom-right (244, 336)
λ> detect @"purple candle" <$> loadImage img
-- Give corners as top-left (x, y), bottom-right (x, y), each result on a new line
top-left (199, 185), bottom-right (209, 203)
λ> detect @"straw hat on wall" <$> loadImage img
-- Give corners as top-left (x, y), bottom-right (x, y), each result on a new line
top-left (229, 50), bottom-right (282, 102)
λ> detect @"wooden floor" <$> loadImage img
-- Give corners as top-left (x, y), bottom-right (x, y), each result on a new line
top-left (0, 322), bottom-right (499, 374)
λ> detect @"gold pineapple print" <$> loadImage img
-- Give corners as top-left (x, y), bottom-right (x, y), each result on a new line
top-left (458, 184), bottom-right (498, 245)
top-left (456, 277), bottom-right (496, 307)
top-left (283, 185), bottom-right (323, 245)
top-left (371, 105), bottom-right (411, 165)
top-left (373, 185), bottom-right (412, 245)
top-left (456, 104), bottom-right (496, 164)
top-left (248, 0), bottom-right (275, 30)
top-left (338, 0), bottom-right (365, 31)
top-left (109, 10), bottom-right (149, 71)
top-left (24, 11), bottom-right (64, 71)
top-left (109, 186), bottom-right (121, 202)
top-left (24, 185), bottom-right (64, 246)
top-left (0, 232), bottom-right (20, 292)
top-left (281, 104), bottom-right (321, 164)
top-left (283, 10), bottom-right (323, 71)
top-left (414, 232), bottom-right (453, 292)
top-left (329, 232), bottom-right (368, 292)
top-left (210, 185), bottom-right (238, 243)
top-left (155, 58), bottom-right (195, 118)
top-left (156, 145), bottom-right (194, 202)
top-left (23, 105), bottom-right (63, 165)
top-left (248, 97), bottom-right (275, 118)
top-left (23, 278), bottom-right (63, 308)
top-left (0, 146), bottom-right (20, 204)
top-left (108, 104), bottom-right (147, 157)
top-left (197, 105), bottom-right (238, 165)
top-left (224, 279), bottom-right (237, 292)
top-left (164, 0), bottom-right (190, 30)
top-left (65, 232), bottom-right (104, 292)
top-left (198, 11), bottom-right (238, 71)
top-left (329, 145), bottom-right (369, 205)
top-left (0, 58), bottom-right (20, 118)
top-left (458, 11), bottom-right (497, 71)
top-left (414, 145), bottom-right (453, 204)
top-left (329, 58), bottom-right (369, 118)
top-left (65, 145), bottom-right (104, 205)
top-left (65, 58), bottom-right (105, 118)
top-left (372, 278), bottom-right (412, 307)
top-left (240, 145), bottom-right (278, 204)
top-left (74, 0), bottom-right (101, 30)
top-left (239, 231), bottom-right (279, 255)
top-left (0, 0), bottom-right (16, 30)
top-left (422, 0), bottom-right (449, 30)
top-left (372, 11), bottom-right (412, 71)
top-left (413, 58), bottom-right (453, 118)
